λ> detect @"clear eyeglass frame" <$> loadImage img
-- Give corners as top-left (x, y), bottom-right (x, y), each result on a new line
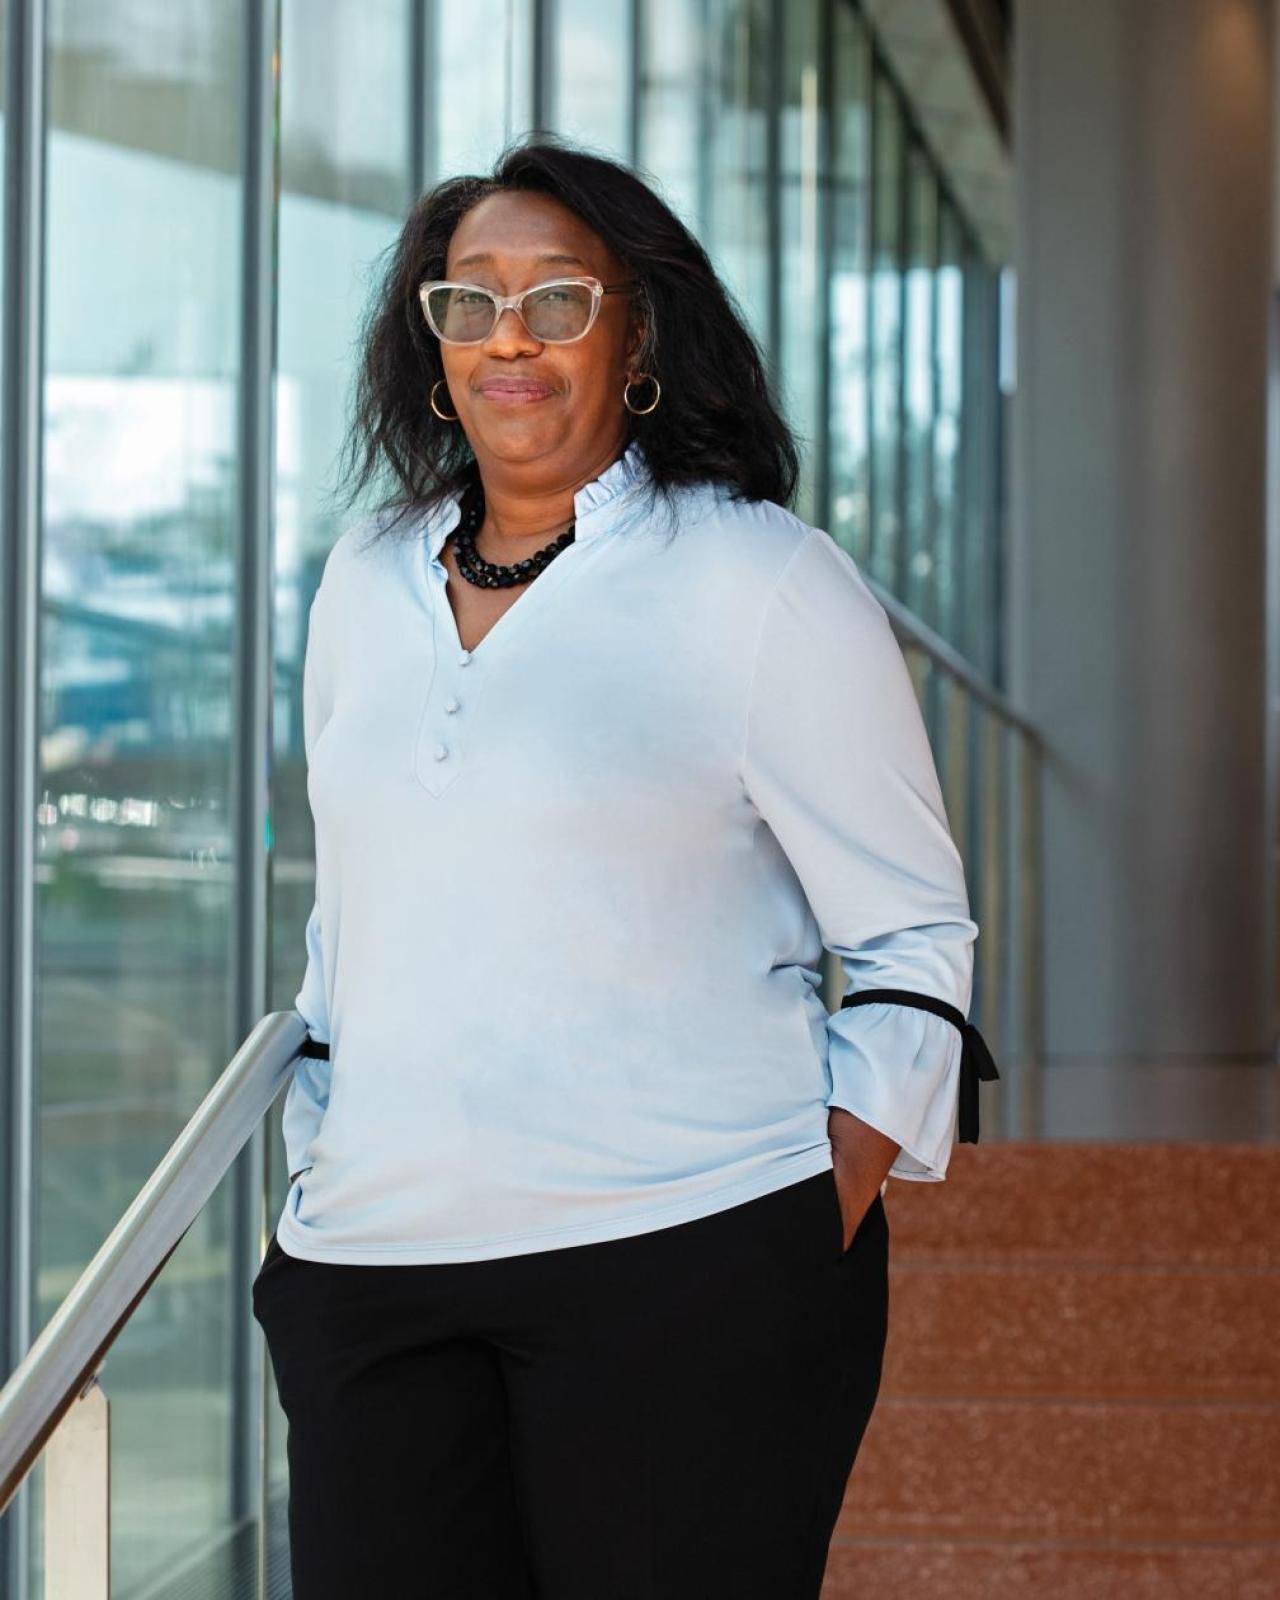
top-left (417, 275), bottom-right (639, 346)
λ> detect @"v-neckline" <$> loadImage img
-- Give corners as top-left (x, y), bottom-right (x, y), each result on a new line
top-left (419, 443), bottom-right (649, 663)
top-left (433, 533), bottom-right (586, 665)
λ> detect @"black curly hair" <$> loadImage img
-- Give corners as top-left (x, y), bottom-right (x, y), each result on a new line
top-left (328, 133), bottom-right (799, 542)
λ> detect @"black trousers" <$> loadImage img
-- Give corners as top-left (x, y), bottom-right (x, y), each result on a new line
top-left (252, 1168), bottom-right (889, 1600)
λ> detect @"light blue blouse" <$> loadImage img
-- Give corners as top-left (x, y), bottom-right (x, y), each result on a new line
top-left (275, 442), bottom-right (985, 1263)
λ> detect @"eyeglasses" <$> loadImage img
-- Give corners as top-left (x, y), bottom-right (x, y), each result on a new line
top-left (418, 275), bottom-right (638, 346)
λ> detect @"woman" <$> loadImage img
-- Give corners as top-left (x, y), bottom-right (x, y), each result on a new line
top-left (252, 135), bottom-right (994, 1600)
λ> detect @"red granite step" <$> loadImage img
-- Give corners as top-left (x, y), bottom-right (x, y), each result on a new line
top-left (822, 1541), bottom-right (1280, 1598)
top-left (883, 1262), bottom-right (1280, 1401)
top-left (840, 1396), bottom-right (1278, 1543)
top-left (882, 1143), bottom-right (1278, 1268)
top-left (820, 1142), bottom-right (1280, 1597)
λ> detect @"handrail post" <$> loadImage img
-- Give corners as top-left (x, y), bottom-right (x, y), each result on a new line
top-left (44, 1374), bottom-right (110, 1599)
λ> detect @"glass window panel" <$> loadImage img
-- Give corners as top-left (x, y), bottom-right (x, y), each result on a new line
top-left (556, 0), bottom-right (631, 158)
top-left (903, 137), bottom-right (937, 626)
top-left (636, 0), bottom-right (771, 362)
top-left (962, 243), bottom-right (1001, 681)
top-left (828, 1), bottom-right (871, 562)
top-left (700, 0), bottom-right (771, 347)
top-left (868, 71), bottom-right (903, 593)
top-left (779, 0), bottom-right (823, 526)
top-left (435, 0), bottom-right (535, 177)
top-left (278, 2), bottom-right (410, 214)
top-left (39, 3), bottom-right (244, 1591)
top-left (934, 197), bottom-right (965, 645)
top-left (636, 0), bottom-right (703, 229)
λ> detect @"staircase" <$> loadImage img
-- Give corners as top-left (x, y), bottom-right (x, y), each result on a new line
top-left (822, 1142), bottom-right (1280, 1598)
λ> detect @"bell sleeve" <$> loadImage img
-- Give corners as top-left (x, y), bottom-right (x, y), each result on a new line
top-left (740, 526), bottom-right (996, 1182)
top-left (281, 582), bottom-right (335, 1184)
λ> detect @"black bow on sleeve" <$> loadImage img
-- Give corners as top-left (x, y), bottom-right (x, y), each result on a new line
top-left (839, 987), bottom-right (1000, 1144)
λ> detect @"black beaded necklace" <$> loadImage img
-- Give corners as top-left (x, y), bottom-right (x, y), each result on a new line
top-left (450, 476), bottom-right (576, 590)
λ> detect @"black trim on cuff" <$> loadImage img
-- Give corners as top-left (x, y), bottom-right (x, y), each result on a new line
top-left (299, 1036), bottom-right (330, 1059)
top-left (838, 987), bottom-right (1000, 1145)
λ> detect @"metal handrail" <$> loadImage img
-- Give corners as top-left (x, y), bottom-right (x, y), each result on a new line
top-left (867, 581), bottom-right (1045, 1147)
top-left (0, 1009), bottom-right (308, 1516)
top-left (869, 576), bottom-right (1040, 744)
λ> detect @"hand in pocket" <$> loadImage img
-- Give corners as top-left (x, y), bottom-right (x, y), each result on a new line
top-left (831, 1149), bottom-right (876, 1253)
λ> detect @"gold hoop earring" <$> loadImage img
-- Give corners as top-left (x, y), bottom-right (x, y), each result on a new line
top-left (430, 379), bottom-right (459, 422)
top-left (623, 373), bottom-right (661, 416)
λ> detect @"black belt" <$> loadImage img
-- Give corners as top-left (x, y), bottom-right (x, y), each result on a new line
top-left (298, 990), bottom-right (1001, 1145)
top-left (839, 987), bottom-right (1000, 1144)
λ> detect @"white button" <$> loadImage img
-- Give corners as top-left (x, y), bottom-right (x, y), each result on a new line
top-left (433, 742), bottom-right (448, 761)
top-left (444, 697), bottom-right (460, 714)
top-left (458, 649), bottom-right (472, 665)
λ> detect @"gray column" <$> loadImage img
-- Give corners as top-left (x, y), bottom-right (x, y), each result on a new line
top-left (1010, 0), bottom-right (1274, 1063)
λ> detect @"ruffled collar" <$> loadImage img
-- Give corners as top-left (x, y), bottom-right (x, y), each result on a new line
top-left (422, 441), bottom-right (650, 561)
